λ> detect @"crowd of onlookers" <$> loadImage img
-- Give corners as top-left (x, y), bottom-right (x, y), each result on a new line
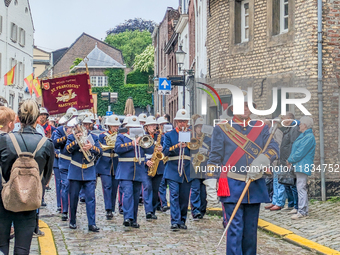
top-left (265, 113), bottom-right (315, 220)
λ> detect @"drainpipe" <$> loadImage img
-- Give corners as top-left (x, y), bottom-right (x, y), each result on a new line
top-left (317, 0), bottom-right (326, 201)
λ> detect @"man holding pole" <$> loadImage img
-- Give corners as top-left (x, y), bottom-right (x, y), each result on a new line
top-left (207, 92), bottom-right (279, 255)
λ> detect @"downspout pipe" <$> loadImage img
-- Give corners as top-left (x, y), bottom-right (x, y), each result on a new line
top-left (317, 0), bottom-right (326, 201)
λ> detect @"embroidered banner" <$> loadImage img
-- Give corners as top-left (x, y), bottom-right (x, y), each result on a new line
top-left (41, 73), bottom-right (93, 115)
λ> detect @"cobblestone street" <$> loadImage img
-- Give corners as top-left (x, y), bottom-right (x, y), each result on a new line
top-left (34, 177), bottom-right (316, 255)
top-left (260, 200), bottom-right (340, 251)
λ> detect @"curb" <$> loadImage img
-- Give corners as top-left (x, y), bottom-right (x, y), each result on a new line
top-left (38, 220), bottom-right (57, 255)
top-left (206, 208), bottom-right (340, 255)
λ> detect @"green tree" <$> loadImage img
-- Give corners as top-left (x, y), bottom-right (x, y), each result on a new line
top-left (70, 58), bottom-right (83, 70)
top-left (104, 30), bottom-right (152, 67)
top-left (133, 45), bottom-right (154, 72)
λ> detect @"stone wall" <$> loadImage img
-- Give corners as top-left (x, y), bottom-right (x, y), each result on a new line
top-left (207, 0), bottom-right (340, 197)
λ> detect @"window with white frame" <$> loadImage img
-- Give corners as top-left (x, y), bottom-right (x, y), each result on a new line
top-left (280, 0), bottom-right (288, 33)
top-left (10, 23), bottom-right (18, 42)
top-left (19, 28), bottom-right (25, 47)
top-left (241, 1), bottom-right (250, 43)
top-left (90, 76), bottom-right (108, 87)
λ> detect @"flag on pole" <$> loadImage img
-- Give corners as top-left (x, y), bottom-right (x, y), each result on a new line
top-left (4, 65), bottom-right (17, 86)
top-left (24, 73), bottom-right (34, 95)
top-left (33, 78), bottom-right (42, 98)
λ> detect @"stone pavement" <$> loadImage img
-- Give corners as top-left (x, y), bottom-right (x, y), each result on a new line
top-left (36, 176), bottom-right (316, 255)
top-left (260, 200), bottom-right (340, 251)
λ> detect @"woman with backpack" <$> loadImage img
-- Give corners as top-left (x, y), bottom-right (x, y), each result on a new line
top-left (0, 99), bottom-right (54, 255)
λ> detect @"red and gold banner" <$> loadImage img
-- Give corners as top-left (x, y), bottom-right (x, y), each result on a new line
top-left (41, 73), bottom-right (93, 115)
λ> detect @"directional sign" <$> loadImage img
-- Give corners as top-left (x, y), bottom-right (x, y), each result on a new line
top-left (158, 78), bottom-right (171, 90)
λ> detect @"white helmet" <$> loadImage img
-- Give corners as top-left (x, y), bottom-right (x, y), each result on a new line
top-left (123, 116), bottom-right (130, 125)
top-left (138, 113), bottom-right (147, 123)
top-left (48, 117), bottom-right (56, 122)
top-left (194, 117), bottom-right (205, 126)
top-left (66, 107), bottom-right (78, 116)
top-left (82, 116), bottom-right (93, 124)
top-left (105, 115), bottom-right (121, 126)
top-left (174, 109), bottom-right (190, 121)
top-left (145, 116), bottom-right (158, 126)
top-left (94, 114), bottom-right (99, 120)
top-left (126, 116), bottom-right (141, 128)
top-left (40, 107), bottom-right (49, 116)
top-left (88, 112), bottom-right (95, 121)
top-left (157, 117), bottom-right (168, 125)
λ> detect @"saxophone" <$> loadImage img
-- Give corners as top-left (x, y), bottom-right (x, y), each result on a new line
top-left (148, 131), bottom-right (164, 177)
top-left (192, 134), bottom-right (206, 173)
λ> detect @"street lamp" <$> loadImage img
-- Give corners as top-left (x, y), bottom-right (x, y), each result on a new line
top-left (175, 45), bottom-right (186, 71)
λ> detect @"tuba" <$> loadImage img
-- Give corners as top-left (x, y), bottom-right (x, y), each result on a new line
top-left (148, 131), bottom-right (164, 177)
top-left (100, 132), bottom-right (117, 151)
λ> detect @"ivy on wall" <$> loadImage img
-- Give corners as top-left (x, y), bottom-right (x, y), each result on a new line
top-left (92, 69), bottom-right (152, 116)
top-left (126, 69), bottom-right (153, 84)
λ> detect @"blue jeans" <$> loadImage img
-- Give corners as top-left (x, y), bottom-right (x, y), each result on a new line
top-left (272, 171), bottom-right (286, 207)
top-left (285, 185), bottom-right (298, 209)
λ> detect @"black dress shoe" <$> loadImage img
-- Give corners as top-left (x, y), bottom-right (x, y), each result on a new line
top-left (156, 206), bottom-right (161, 211)
top-left (79, 198), bottom-right (85, 203)
top-left (61, 213), bottom-right (68, 221)
top-left (69, 223), bottom-right (77, 229)
top-left (88, 225), bottom-right (100, 232)
top-left (146, 212), bottom-right (153, 220)
top-left (171, 224), bottom-right (180, 231)
top-left (193, 212), bottom-right (202, 220)
top-left (131, 223), bottom-right (140, 228)
top-left (151, 214), bottom-right (157, 220)
top-left (106, 210), bottom-right (113, 220)
top-left (119, 208), bottom-right (123, 215)
top-left (198, 214), bottom-right (203, 219)
top-left (161, 206), bottom-right (170, 212)
top-left (123, 219), bottom-right (132, 227)
top-left (179, 224), bottom-right (187, 230)
top-left (57, 207), bottom-right (61, 213)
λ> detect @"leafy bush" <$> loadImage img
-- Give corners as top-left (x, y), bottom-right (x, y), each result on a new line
top-left (126, 69), bottom-right (153, 84)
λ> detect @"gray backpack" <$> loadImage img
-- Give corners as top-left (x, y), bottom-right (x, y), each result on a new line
top-left (1, 133), bottom-right (47, 212)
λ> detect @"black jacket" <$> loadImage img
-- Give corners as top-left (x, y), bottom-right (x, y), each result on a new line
top-left (279, 125), bottom-right (301, 165)
top-left (0, 126), bottom-right (54, 190)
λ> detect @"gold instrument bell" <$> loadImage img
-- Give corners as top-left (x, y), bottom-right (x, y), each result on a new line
top-left (100, 132), bottom-right (117, 151)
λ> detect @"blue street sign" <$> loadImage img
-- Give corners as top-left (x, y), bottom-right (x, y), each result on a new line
top-left (106, 111), bottom-right (113, 116)
top-left (158, 78), bottom-right (171, 91)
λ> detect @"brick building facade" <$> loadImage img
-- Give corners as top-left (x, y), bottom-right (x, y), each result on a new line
top-left (206, 0), bottom-right (340, 197)
top-left (152, 8), bottom-right (180, 122)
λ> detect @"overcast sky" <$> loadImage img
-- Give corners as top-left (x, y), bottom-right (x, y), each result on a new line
top-left (29, 0), bottom-right (179, 52)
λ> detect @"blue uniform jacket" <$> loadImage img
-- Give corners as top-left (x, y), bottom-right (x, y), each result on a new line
top-left (207, 121), bottom-right (279, 204)
top-left (53, 126), bottom-right (72, 170)
top-left (115, 133), bottom-right (153, 182)
top-left (163, 128), bottom-right (192, 183)
top-left (51, 131), bottom-right (59, 168)
top-left (66, 132), bottom-right (102, 181)
top-left (190, 135), bottom-right (211, 179)
top-left (96, 131), bottom-right (118, 176)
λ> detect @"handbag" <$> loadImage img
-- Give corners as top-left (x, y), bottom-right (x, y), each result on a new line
top-left (277, 165), bottom-right (296, 186)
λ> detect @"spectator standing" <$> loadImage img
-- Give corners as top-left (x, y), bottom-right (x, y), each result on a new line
top-left (0, 100), bottom-right (54, 255)
top-left (288, 116), bottom-right (316, 219)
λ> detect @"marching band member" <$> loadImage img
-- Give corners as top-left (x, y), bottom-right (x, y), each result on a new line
top-left (207, 93), bottom-right (279, 254)
top-left (190, 118), bottom-right (211, 220)
top-left (38, 107), bottom-right (55, 138)
top-left (142, 116), bottom-right (164, 220)
top-left (96, 115), bottom-right (120, 220)
top-left (156, 117), bottom-right (170, 212)
top-left (138, 113), bottom-right (147, 126)
top-left (163, 109), bottom-right (192, 231)
top-left (51, 131), bottom-right (62, 213)
top-left (66, 115), bottom-right (102, 232)
top-left (53, 107), bottom-right (78, 221)
top-left (115, 116), bottom-right (152, 228)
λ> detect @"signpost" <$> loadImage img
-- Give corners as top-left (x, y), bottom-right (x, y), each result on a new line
top-left (158, 78), bottom-right (171, 95)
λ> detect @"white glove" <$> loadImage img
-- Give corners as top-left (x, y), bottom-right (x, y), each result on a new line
top-left (246, 154), bottom-right (270, 182)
